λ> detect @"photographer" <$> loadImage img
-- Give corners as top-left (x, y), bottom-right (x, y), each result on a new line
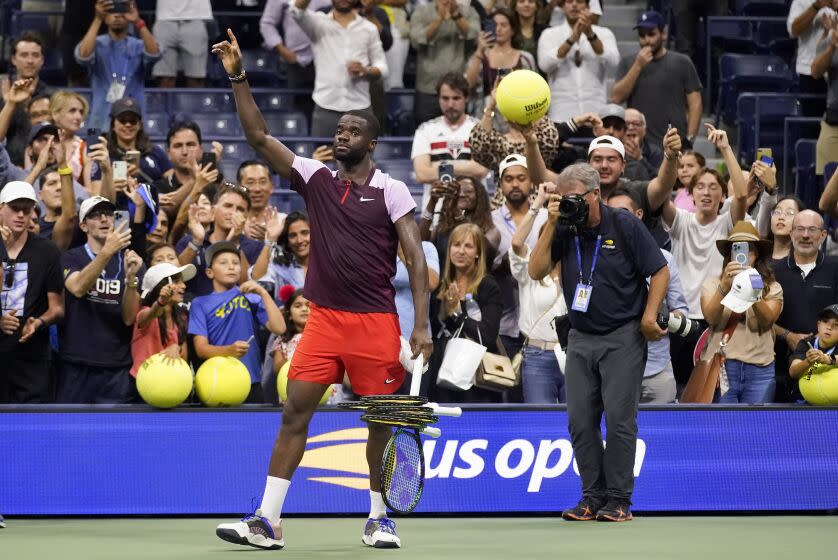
top-left (529, 163), bottom-right (669, 522)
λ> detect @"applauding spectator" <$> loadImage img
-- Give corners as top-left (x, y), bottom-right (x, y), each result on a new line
top-left (189, 241), bottom-right (286, 403)
top-left (251, 211), bottom-right (310, 295)
top-left (612, 11), bottom-right (702, 147)
top-left (789, 0), bottom-right (835, 115)
top-left (409, 0), bottom-right (480, 124)
top-left (0, 32), bottom-right (52, 167)
top-left (291, 0), bottom-right (388, 137)
top-left (700, 223), bottom-right (783, 404)
top-left (75, 0), bottom-right (161, 131)
top-left (49, 91), bottom-right (92, 188)
top-left (537, 0), bottom-right (618, 123)
top-left (58, 196), bottom-right (144, 403)
top-left (239, 161), bottom-right (274, 241)
top-left (0, 182), bottom-right (63, 404)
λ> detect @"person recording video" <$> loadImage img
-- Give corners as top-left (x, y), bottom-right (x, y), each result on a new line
top-left (528, 162), bottom-right (669, 522)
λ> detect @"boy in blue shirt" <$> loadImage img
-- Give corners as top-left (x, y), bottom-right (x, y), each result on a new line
top-left (189, 241), bottom-right (286, 402)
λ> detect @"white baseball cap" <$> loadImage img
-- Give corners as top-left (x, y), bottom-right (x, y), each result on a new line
top-left (588, 135), bottom-right (625, 159)
top-left (498, 153), bottom-right (528, 179)
top-left (721, 268), bottom-right (765, 313)
top-left (0, 181), bottom-right (37, 204)
top-left (141, 262), bottom-right (197, 298)
top-left (79, 195), bottom-right (116, 221)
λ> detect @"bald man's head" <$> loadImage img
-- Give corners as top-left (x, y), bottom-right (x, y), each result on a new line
top-left (790, 209), bottom-right (826, 259)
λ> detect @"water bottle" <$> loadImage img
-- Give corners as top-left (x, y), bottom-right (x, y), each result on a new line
top-left (464, 293), bottom-right (482, 321)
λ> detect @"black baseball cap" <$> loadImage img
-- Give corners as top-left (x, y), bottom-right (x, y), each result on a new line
top-left (27, 121), bottom-right (58, 145)
top-left (818, 304), bottom-right (838, 321)
top-left (205, 241), bottom-right (240, 266)
top-left (109, 96), bottom-right (142, 118)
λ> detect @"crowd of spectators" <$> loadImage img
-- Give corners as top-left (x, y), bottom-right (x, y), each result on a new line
top-left (1, 0), bottom-right (837, 408)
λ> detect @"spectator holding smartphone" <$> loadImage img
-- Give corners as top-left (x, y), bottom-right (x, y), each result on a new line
top-left (75, 0), bottom-right (161, 131)
top-left (189, 241), bottom-right (286, 403)
top-left (58, 195), bottom-right (144, 403)
top-left (465, 8), bottom-right (536, 95)
top-left (105, 97), bottom-right (172, 183)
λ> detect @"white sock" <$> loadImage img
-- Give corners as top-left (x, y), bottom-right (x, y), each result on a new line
top-left (259, 477), bottom-right (291, 525)
top-left (369, 490), bottom-right (387, 519)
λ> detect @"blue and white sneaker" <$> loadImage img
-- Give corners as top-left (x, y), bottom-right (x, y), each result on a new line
top-left (362, 517), bottom-right (401, 548)
top-left (216, 510), bottom-right (284, 550)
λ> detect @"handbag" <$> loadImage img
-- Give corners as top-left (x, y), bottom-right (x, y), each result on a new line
top-left (437, 321), bottom-right (487, 391)
top-left (512, 292), bottom-right (563, 376)
top-left (681, 313), bottom-right (740, 404)
top-left (475, 335), bottom-right (519, 392)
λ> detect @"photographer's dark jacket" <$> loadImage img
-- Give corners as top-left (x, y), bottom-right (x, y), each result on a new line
top-left (551, 204), bottom-right (667, 334)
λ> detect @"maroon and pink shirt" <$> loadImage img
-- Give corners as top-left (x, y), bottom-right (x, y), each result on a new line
top-left (290, 156), bottom-right (416, 314)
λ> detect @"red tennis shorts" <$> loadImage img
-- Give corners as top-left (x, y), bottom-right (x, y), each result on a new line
top-left (288, 302), bottom-right (404, 395)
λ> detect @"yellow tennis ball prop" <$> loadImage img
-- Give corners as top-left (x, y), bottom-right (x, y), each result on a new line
top-left (277, 361), bottom-right (331, 405)
top-left (495, 69), bottom-right (551, 125)
top-left (136, 353), bottom-right (193, 409)
top-left (799, 366), bottom-right (838, 406)
top-left (195, 356), bottom-right (251, 407)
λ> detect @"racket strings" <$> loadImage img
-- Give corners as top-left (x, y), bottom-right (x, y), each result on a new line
top-left (382, 430), bottom-right (423, 512)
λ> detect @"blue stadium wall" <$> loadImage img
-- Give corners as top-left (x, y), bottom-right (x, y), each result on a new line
top-left (2, 406), bottom-right (837, 515)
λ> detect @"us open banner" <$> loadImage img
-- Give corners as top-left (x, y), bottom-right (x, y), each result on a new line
top-left (2, 407), bottom-right (837, 514)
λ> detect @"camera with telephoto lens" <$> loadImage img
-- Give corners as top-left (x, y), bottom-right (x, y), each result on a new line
top-left (558, 194), bottom-right (589, 227)
top-left (656, 312), bottom-right (699, 338)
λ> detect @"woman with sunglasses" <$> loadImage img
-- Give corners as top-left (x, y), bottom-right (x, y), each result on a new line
top-left (106, 97), bottom-right (172, 183)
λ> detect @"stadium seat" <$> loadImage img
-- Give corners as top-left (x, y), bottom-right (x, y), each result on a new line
top-left (217, 158), bottom-right (240, 183)
top-left (9, 10), bottom-right (58, 39)
top-left (754, 20), bottom-right (796, 60)
top-left (144, 90), bottom-right (168, 114)
top-left (287, 140), bottom-right (319, 159)
top-left (794, 139), bottom-right (817, 209)
top-left (170, 91), bottom-right (235, 114)
top-left (253, 91), bottom-right (299, 113)
top-left (239, 49), bottom-right (281, 87)
top-left (377, 159), bottom-right (421, 193)
top-left (39, 48), bottom-right (64, 86)
top-left (221, 141), bottom-right (257, 163)
top-left (736, 93), bottom-right (799, 165)
top-left (263, 111), bottom-right (308, 137)
top-left (190, 112), bottom-right (241, 138)
top-left (716, 54), bottom-right (794, 125)
top-left (386, 90), bottom-right (416, 136)
top-left (735, 0), bottom-right (789, 16)
top-left (375, 138), bottom-right (413, 160)
top-left (144, 112), bottom-right (170, 138)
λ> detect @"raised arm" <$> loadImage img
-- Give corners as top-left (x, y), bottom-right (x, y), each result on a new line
top-left (612, 48), bottom-right (652, 103)
top-left (706, 123), bottom-right (748, 223)
top-left (812, 23), bottom-right (838, 78)
top-left (212, 29), bottom-right (295, 178)
top-left (77, 0), bottom-right (108, 60)
top-left (64, 226), bottom-right (131, 298)
top-left (512, 183), bottom-right (549, 257)
top-left (529, 193), bottom-right (559, 280)
top-left (646, 126), bottom-right (682, 211)
top-left (820, 161), bottom-right (838, 217)
top-left (518, 122), bottom-right (558, 186)
top-left (395, 212), bottom-right (433, 361)
top-left (53, 136), bottom-right (78, 251)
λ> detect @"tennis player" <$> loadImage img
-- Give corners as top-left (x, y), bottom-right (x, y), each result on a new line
top-left (211, 30), bottom-right (433, 550)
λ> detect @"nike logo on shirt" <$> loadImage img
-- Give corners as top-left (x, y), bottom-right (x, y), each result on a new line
top-left (384, 378), bottom-right (396, 384)
top-left (360, 197), bottom-right (375, 202)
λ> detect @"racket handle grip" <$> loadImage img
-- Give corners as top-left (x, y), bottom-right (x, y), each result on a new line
top-left (427, 403), bottom-right (462, 417)
top-left (409, 354), bottom-right (424, 396)
top-left (421, 426), bottom-right (441, 438)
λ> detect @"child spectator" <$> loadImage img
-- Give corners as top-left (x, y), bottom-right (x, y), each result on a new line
top-left (147, 243), bottom-right (180, 267)
top-left (188, 241), bottom-right (286, 403)
top-left (789, 304), bottom-right (838, 380)
top-left (130, 262), bottom-right (195, 376)
top-left (672, 150), bottom-right (704, 212)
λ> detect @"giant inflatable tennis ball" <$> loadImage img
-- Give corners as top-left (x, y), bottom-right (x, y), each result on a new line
top-left (495, 69), bottom-right (551, 125)
top-left (136, 353), bottom-right (193, 409)
top-left (799, 366), bottom-right (838, 406)
top-left (195, 356), bottom-right (251, 407)
top-left (277, 361), bottom-right (330, 405)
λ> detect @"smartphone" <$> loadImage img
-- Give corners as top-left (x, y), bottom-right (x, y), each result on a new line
top-left (85, 128), bottom-right (102, 153)
top-left (125, 149), bottom-right (140, 163)
top-left (755, 147), bottom-right (773, 162)
top-left (200, 151), bottom-right (217, 172)
top-left (732, 241), bottom-right (749, 267)
top-left (114, 210), bottom-right (130, 231)
top-left (112, 160), bottom-right (128, 181)
top-left (110, 0), bottom-right (130, 13)
top-left (760, 155), bottom-right (774, 166)
top-left (482, 19), bottom-right (497, 42)
top-left (438, 161), bottom-right (454, 184)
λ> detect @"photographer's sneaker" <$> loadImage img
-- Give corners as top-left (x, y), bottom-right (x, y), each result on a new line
top-left (0, 514), bottom-right (5, 528)
top-left (362, 517), bottom-right (401, 548)
top-left (216, 510), bottom-right (284, 549)
top-left (561, 496), bottom-right (606, 521)
top-left (596, 500), bottom-right (633, 522)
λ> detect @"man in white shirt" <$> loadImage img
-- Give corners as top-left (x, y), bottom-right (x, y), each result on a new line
top-left (537, 0), bottom-right (619, 123)
top-left (411, 72), bottom-right (488, 206)
top-left (292, 0), bottom-right (388, 137)
top-left (789, 0), bottom-right (836, 115)
top-left (490, 154), bottom-right (547, 360)
top-left (152, 0), bottom-right (213, 87)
